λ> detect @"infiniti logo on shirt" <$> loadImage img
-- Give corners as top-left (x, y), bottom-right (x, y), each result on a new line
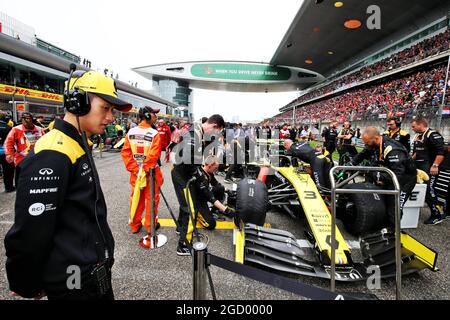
top-left (39, 168), bottom-right (54, 175)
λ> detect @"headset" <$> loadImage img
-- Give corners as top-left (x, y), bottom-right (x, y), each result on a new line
top-left (64, 63), bottom-right (90, 116)
top-left (388, 117), bottom-right (402, 128)
top-left (139, 106), bottom-right (153, 120)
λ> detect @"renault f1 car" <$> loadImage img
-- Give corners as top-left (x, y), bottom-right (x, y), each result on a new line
top-left (231, 154), bottom-right (438, 282)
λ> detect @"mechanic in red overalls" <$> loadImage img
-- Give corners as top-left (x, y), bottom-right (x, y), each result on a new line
top-left (157, 118), bottom-right (172, 156)
top-left (4, 112), bottom-right (46, 187)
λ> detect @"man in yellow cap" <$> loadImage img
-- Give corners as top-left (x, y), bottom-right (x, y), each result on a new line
top-left (5, 69), bottom-right (132, 300)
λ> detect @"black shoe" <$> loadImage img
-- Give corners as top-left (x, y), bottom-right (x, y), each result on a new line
top-left (155, 222), bottom-right (161, 231)
top-left (5, 187), bottom-right (16, 193)
top-left (176, 243), bottom-right (191, 256)
top-left (424, 216), bottom-right (443, 225)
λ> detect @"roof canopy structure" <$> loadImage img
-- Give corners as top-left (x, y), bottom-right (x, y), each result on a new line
top-left (271, 0), bottom-right (447, 77)
top-left (133, 61), bottom-right (324, 93)
top-left (134, 0), bottom-right (449, 92)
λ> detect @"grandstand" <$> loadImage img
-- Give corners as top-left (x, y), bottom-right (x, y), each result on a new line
top-left (268, 1), bottom-right (450, 136)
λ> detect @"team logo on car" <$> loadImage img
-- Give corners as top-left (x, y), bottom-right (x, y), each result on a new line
top-left (39, 168), bottom-right (54, 175)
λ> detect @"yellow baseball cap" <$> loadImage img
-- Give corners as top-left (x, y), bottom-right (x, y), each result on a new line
top-left (66, 70), bottom-right (132, 112)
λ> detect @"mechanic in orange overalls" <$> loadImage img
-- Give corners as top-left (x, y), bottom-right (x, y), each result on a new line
top-left (121, 106), bottom-right (163, 242)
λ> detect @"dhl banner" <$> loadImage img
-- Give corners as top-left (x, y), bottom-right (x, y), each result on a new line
top-left (0, 83), bottom-right (63, 103)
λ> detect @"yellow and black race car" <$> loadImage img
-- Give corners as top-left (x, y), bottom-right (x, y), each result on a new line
top-left (231, 154), bottom-right (438, 282)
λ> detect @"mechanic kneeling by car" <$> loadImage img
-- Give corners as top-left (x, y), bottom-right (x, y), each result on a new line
top-left (350, 126), bottom-right (417, 224)
top-left (191, 155), bottom-right (235, 230)
top-left (283, 139), bottom-right (333, 189)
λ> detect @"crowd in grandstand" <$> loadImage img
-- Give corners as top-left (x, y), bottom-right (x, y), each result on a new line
top-left (277, 64), bottom-right (448, 124)
top-left (281, 28), bottom-right (450, 114)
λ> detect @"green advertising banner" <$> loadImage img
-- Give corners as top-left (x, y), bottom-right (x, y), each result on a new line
top-left (191, 63), bottom-right (291, 81)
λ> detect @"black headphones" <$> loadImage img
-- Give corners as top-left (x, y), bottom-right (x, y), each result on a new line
top-left (64, 64), bottom-right (90, 116)
top-left (390, 117), bottom-right (402, 128)
top-left (139, 106), bottom-right (153, 120)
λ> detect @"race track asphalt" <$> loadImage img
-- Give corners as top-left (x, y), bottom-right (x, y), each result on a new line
top-left (0, 151), bottom-right (449, 300)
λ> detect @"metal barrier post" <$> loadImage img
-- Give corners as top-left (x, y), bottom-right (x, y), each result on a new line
top-left (193, 241), bottom-right (208, 300)
top-left (329, 166), bottom-right (402, 300)
top-left (142, 168), bottom-right (167, 249)
top-left (150, 168), bottom-right (156, 239)
top-left (394, 182), bottom-right (401, 300)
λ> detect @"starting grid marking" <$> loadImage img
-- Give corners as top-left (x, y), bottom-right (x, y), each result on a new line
top-left (158, 218), bottom-right (235, 230)
top-left (158, 218), bottom-right (271, 230)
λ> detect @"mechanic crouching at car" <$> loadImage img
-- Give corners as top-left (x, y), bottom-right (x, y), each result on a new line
top-left (190, 155), bottom-right (235, 229)
top-left (283, 139), bottom-right (333, 190)
top-left (350, 126), bottom-right (417, 224)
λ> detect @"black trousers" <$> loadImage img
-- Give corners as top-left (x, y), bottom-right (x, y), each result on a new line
top-left (325, 143), bottom-right (336, 161)
top-left (416, 163), bottom-right (442, 217)
top-left (0, 154), bottom-right (15, 191)
top-left (225, 141), bottom-right (245, 180)
top-left (172, 168), bottom-right (192, 244)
